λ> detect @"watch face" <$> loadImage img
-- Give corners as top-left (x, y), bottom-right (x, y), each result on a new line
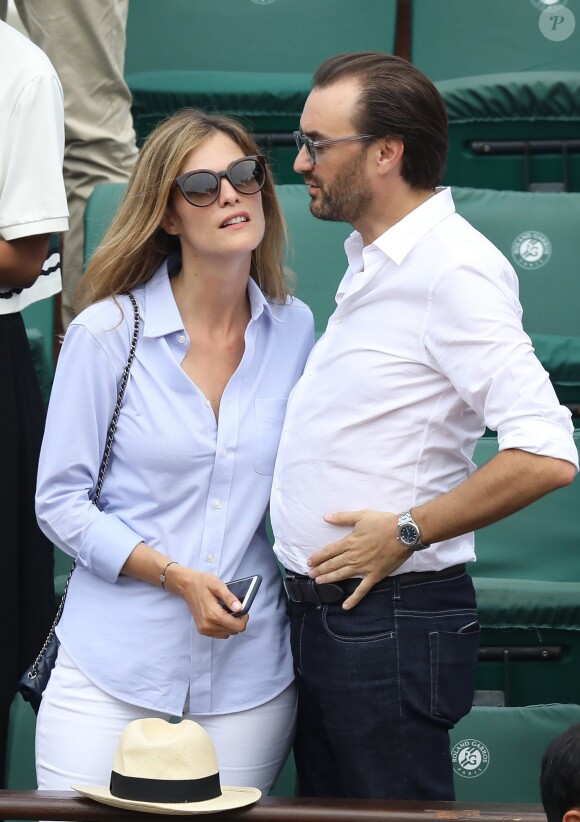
top-left (399, 524), bottom-right (419, 546)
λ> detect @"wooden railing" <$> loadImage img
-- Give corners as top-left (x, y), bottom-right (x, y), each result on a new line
top-left (0, 790), bottom-right (547, 822)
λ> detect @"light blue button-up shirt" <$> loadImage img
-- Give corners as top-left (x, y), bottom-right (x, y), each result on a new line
top-left (36, 259), bottom-right (314, 715)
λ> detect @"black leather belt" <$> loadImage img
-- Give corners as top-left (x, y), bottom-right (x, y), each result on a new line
top-left (284, 564), bottom-right (466, 604)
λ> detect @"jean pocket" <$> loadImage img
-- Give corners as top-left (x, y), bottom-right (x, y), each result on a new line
top-left (323, 598), bottom-right (396, 643)
top-left (254, 397), bottom-right (288, 475)
top-left (429, 621), bottom-right (480, 724)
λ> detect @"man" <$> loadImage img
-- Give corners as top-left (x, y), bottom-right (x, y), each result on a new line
top-left (270, 52), bottom-right (578, 801)
top-left (541, 724), bottom-right (580, 822)
top-left (0, 18), bottom-right (68, 784)
top-left (2, 0), bottom-right (138, 328)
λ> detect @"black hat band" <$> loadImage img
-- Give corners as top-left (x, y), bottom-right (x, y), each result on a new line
top-left (110, 771), bottom-right (222, 803)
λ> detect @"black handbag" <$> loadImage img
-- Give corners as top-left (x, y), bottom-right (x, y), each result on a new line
top-left (18, 293), bottom-right (140, 714)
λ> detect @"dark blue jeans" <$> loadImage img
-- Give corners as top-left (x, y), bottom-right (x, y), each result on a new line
top-left (289, 568), bottom-right (479, 799)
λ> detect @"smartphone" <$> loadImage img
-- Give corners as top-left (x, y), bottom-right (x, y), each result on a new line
top-left (221, 575), bottom-right (262, 617)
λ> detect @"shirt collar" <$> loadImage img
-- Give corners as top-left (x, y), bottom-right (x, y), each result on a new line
top-left (247, 275), bottom-right (279, 322)
top-left (345, 186), bottom-right (455, 268)
top-left (140, 255), bottom-right (276, 338)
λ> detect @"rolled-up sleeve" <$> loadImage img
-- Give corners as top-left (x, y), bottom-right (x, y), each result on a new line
top-left (424, 262), bottom-right (578, 470)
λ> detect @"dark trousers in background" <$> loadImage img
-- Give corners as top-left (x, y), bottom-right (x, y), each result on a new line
top-left (290, 568), bottom-right (479, 799)
top-left (0, 313), bottom-right (54, 786)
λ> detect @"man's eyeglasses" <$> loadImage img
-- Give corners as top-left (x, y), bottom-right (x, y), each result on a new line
top-left (174, 155), bottom-right (266, 207)
top-left (293, 130), bottom-right (378, 165)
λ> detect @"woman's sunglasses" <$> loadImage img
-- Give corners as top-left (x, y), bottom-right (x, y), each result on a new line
top-left (174, 155), bottom-right (266, 207)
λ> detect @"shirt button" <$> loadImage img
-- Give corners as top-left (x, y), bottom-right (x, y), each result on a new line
top-left (306, 368), bottom-right (314, 377)
top-left (213, 499), bottom-right (222, 509)
top-left (206, 553), bottom-right (215, 563)
top-left (335, 318), bottom-right (342, 324)
top-left (220, 449), bottom-right (228, 458)
top-left (178, 334), bottom-right (186, 343)
top-left (283, 425), bottom-right (289, 433)
top-left (273, 482), bottom-right (280, 491)
top-left (205, 399), bottom-right (211, 408)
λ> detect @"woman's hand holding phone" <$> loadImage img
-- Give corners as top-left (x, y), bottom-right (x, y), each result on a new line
top-left (168, 567), bottom-right (249, 639)
top-left (220, 575), bottom-right (262, 616)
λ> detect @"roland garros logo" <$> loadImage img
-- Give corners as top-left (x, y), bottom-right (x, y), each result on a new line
top-left (511, 230), bottom-right (552, 270)
top-left (451, 738), bottom-right (490, 779)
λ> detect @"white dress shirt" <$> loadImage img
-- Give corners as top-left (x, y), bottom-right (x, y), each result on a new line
top-left (36, 259), bottom-right (314, 715)
top-left (271, 187), bottom-right (578, 576)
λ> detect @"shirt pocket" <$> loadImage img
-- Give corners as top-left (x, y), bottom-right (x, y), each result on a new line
top-left (254, 397), bottom-right (288, 475)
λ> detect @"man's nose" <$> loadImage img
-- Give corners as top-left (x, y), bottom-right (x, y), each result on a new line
top-left (294, 144), bottom-right (314, 174)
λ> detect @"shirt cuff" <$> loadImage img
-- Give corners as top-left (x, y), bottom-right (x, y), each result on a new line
top-left (498, 420), bottom-right (579, 470)
top-left (77, 511), bottom-right (145, 583)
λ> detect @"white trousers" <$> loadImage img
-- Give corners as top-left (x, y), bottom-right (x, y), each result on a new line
top-left (36, 647), bottom-right (296, 795)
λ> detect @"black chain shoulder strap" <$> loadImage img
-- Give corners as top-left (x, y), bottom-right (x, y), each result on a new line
top-left (30, 292), bottom-right (141, 670)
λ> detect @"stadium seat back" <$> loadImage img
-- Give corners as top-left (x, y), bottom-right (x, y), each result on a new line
top-left (125, 0), bottom-right (397, 75)
top-left (449, 703), bottom-right (580, 803)
top-left (276, 184), bottom-right (350, 338)
top-left (83, 183), bottom-right (126, 267)
top-left (412, 0), bottom-right (580, 81)
top-left (438, 72), bottom-right (580, 191)
top-left (471, 431), bottom-right (580, 583)
top-left (124, 0), bottom-right (397, 180)
top-left (5, 694), bottom-right (37, 791)
top-left (471, 433), bottom-right (580, 706)
top-left (453, 186), bottom-right (580, 338)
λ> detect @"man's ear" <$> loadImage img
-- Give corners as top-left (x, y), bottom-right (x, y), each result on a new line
top-left (375, 137), bottom-right (404, 177)
top-left (563, 808), bottom-right (580, 822)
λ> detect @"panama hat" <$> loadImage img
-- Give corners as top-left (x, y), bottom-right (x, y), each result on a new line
top-left (73, 718), bottom-right (261, 814)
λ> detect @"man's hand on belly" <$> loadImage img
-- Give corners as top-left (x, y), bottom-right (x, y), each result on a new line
top-left (307, 510), bottom-right (412, 610)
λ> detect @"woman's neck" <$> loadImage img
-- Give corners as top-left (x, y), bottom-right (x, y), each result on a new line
top-left (169, 254), bottom-right (252, 332)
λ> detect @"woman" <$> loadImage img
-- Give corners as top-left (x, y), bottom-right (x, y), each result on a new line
top-left (35, 109), bottom-right (314, 793)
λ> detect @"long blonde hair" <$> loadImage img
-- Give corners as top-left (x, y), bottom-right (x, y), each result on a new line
top-left (76, 109), bottom-right (290, 311)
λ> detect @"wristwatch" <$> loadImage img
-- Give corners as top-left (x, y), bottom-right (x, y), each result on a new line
top-left (396, 510), bottom-right (430, 551)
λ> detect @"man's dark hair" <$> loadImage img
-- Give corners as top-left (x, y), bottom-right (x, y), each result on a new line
top-left (541, 724), bottom-right (580, 822)
top-left (312, 52), bottom-right (448, 191)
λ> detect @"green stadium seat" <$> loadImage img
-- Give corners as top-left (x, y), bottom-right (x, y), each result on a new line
top-left (471, 432), bottom-right (580, 706)
top-left (22, 298), bottom-right (54, 375)
top-left (268, 751), bottom-right (297, 797)
top-left (412, 0), bottom-right (580, 81)
top-left (5, 694), bottom-right (37, 792)
top-left (449, 703), bottom-right (580, 803)
top-left (25, 327), bottom-right (52, 405)
top-left (127, 70), bottom-right (311, 184)
top-left (453, 186), bottom-right (580, 410)
top-left (275, 184), bottom-right (350, 338)
top-left (438, 72), bottom-right (580, 192)
top-left (54, 546), bottom-right (73, 601)
top-left (125, 0), bottom-right (397, 76)
top-left (83, 183), bottom-right (126, 266)
top-left (473, 432), bottom-right (580, 584)
top-left (124, 0), bottom-right (398, 181)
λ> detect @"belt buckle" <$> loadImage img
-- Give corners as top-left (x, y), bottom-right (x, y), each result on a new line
top-left (283, 575), bottom-right (302, 603)
top-left (283, 574), bottom-right (347, 604)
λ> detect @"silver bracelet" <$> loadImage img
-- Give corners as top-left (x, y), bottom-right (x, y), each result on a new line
top-left (160, 561), bottom-right (179, 590)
